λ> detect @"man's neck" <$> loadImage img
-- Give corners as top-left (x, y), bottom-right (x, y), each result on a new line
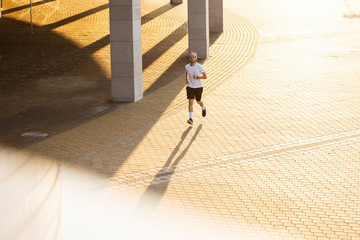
top-left (190, 62), bottom-right (196, 66)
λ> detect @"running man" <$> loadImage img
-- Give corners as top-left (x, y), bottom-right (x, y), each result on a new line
top-left (185, 52), bottom-right (207, 125)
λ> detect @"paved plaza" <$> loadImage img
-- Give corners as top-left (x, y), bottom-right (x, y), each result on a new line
top-left (1, 0), bottom-right (360, 239)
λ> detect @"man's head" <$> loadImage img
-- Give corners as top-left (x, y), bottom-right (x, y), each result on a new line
top-left (189, 52), bottom-right (198, 64)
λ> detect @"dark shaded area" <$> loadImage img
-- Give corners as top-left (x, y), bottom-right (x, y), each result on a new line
top-left (0, 17), bottom-right (117, 148)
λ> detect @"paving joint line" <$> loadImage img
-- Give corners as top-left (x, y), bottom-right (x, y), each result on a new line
top-left (112, 129), bottom-right (360, 186)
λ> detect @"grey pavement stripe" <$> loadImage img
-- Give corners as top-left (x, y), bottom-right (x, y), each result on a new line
top-left (112, 129), bottom-right (360, 187)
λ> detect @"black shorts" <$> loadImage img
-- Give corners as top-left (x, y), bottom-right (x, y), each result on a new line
top-left (187, 86), bottom-right (203, 101)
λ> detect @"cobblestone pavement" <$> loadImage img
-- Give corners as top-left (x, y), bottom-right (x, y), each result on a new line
top-left (2, 0), bottom-right (360, 239)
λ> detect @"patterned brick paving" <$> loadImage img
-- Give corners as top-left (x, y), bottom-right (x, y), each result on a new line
top-left (2, 0), bottom-right (360, 239)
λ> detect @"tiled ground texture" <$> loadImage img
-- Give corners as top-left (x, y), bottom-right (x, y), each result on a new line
top-left (0, 0), bottom-right (254, 148)
top-left (0, 0), bottom-right (113, 148)
top-left (2, 0), bottom-right (360, 239)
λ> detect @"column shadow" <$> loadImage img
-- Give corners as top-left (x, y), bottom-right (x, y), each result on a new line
top-left (143, 22), bottom-right (187, 70)
top-left (141, 2), bottom-right (180, 25)
top-left (137, 124), bottom-right (202, 213)
top-left (43, 4), bottom-right (109, 31)
top-left (1, 0), bottom-right (55, 15)
top-left (34, 1), bottom-right (177, 32)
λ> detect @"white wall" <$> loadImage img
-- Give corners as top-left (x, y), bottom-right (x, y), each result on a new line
top-left (0, 147), bottom-right (62, 240)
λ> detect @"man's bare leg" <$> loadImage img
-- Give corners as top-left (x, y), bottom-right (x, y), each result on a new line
top-left (197, 100), bottom-right (206, 117)
top-left (187, 99), bottom-right (194, 124)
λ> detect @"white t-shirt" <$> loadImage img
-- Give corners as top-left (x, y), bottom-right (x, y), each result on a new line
top-left (185, 62), bottom-right (205, 88)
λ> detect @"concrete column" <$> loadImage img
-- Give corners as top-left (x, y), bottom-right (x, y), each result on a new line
top-left (171, 0), bottom-right (183, 4)
top-left (109, 0), bottom-right (143, 102)
top-left (209, 0), bottom-right (223, 32)
top-left (188, 0), bottom-right (209, 59)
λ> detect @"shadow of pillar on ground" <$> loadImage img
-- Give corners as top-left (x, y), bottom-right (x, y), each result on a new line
top-left (0, 17), bottom-right (112, 149)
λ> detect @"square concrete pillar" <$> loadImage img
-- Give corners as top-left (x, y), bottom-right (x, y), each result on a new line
top-left (209, 0), bottom-right (223, 33)
top-left (171, 0), bottom-right (183, 4)
top-left (109, 0), bottom-right (143, 102)
top-left (188, 0), bottom-right (209, 59)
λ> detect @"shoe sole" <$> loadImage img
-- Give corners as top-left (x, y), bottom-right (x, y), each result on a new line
top-left (187, 120), bottom-right (193, 125)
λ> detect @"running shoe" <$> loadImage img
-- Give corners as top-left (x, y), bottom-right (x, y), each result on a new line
top-left (202, 108), bottom-right (206, 117)
top-left (187, 118), bottom-right (193, 125)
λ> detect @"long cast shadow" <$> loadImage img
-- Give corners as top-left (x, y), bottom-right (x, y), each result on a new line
top-left (43, 3), bottom-right (109, 30)
top-left (143, 22), bottom-right (187, 71)
top-left (137, 125), bottom-right (202, 213)
top-left (141, 2), bottom-right (179, 25)
top-left (1, 0), bottom-right (55, 15)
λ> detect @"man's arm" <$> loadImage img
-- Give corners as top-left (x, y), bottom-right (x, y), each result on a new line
top-left (201, 71), bottom-right (207, 79)
top-left (193, 71), bottom-right (207, 80)
top-left (185, 71), bottom-right (189, 84)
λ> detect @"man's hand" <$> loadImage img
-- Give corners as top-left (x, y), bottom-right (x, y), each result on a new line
top-left (186, 78), bottom-right (189, 84)
top-left (193, 74), bottom-right (199, 79)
